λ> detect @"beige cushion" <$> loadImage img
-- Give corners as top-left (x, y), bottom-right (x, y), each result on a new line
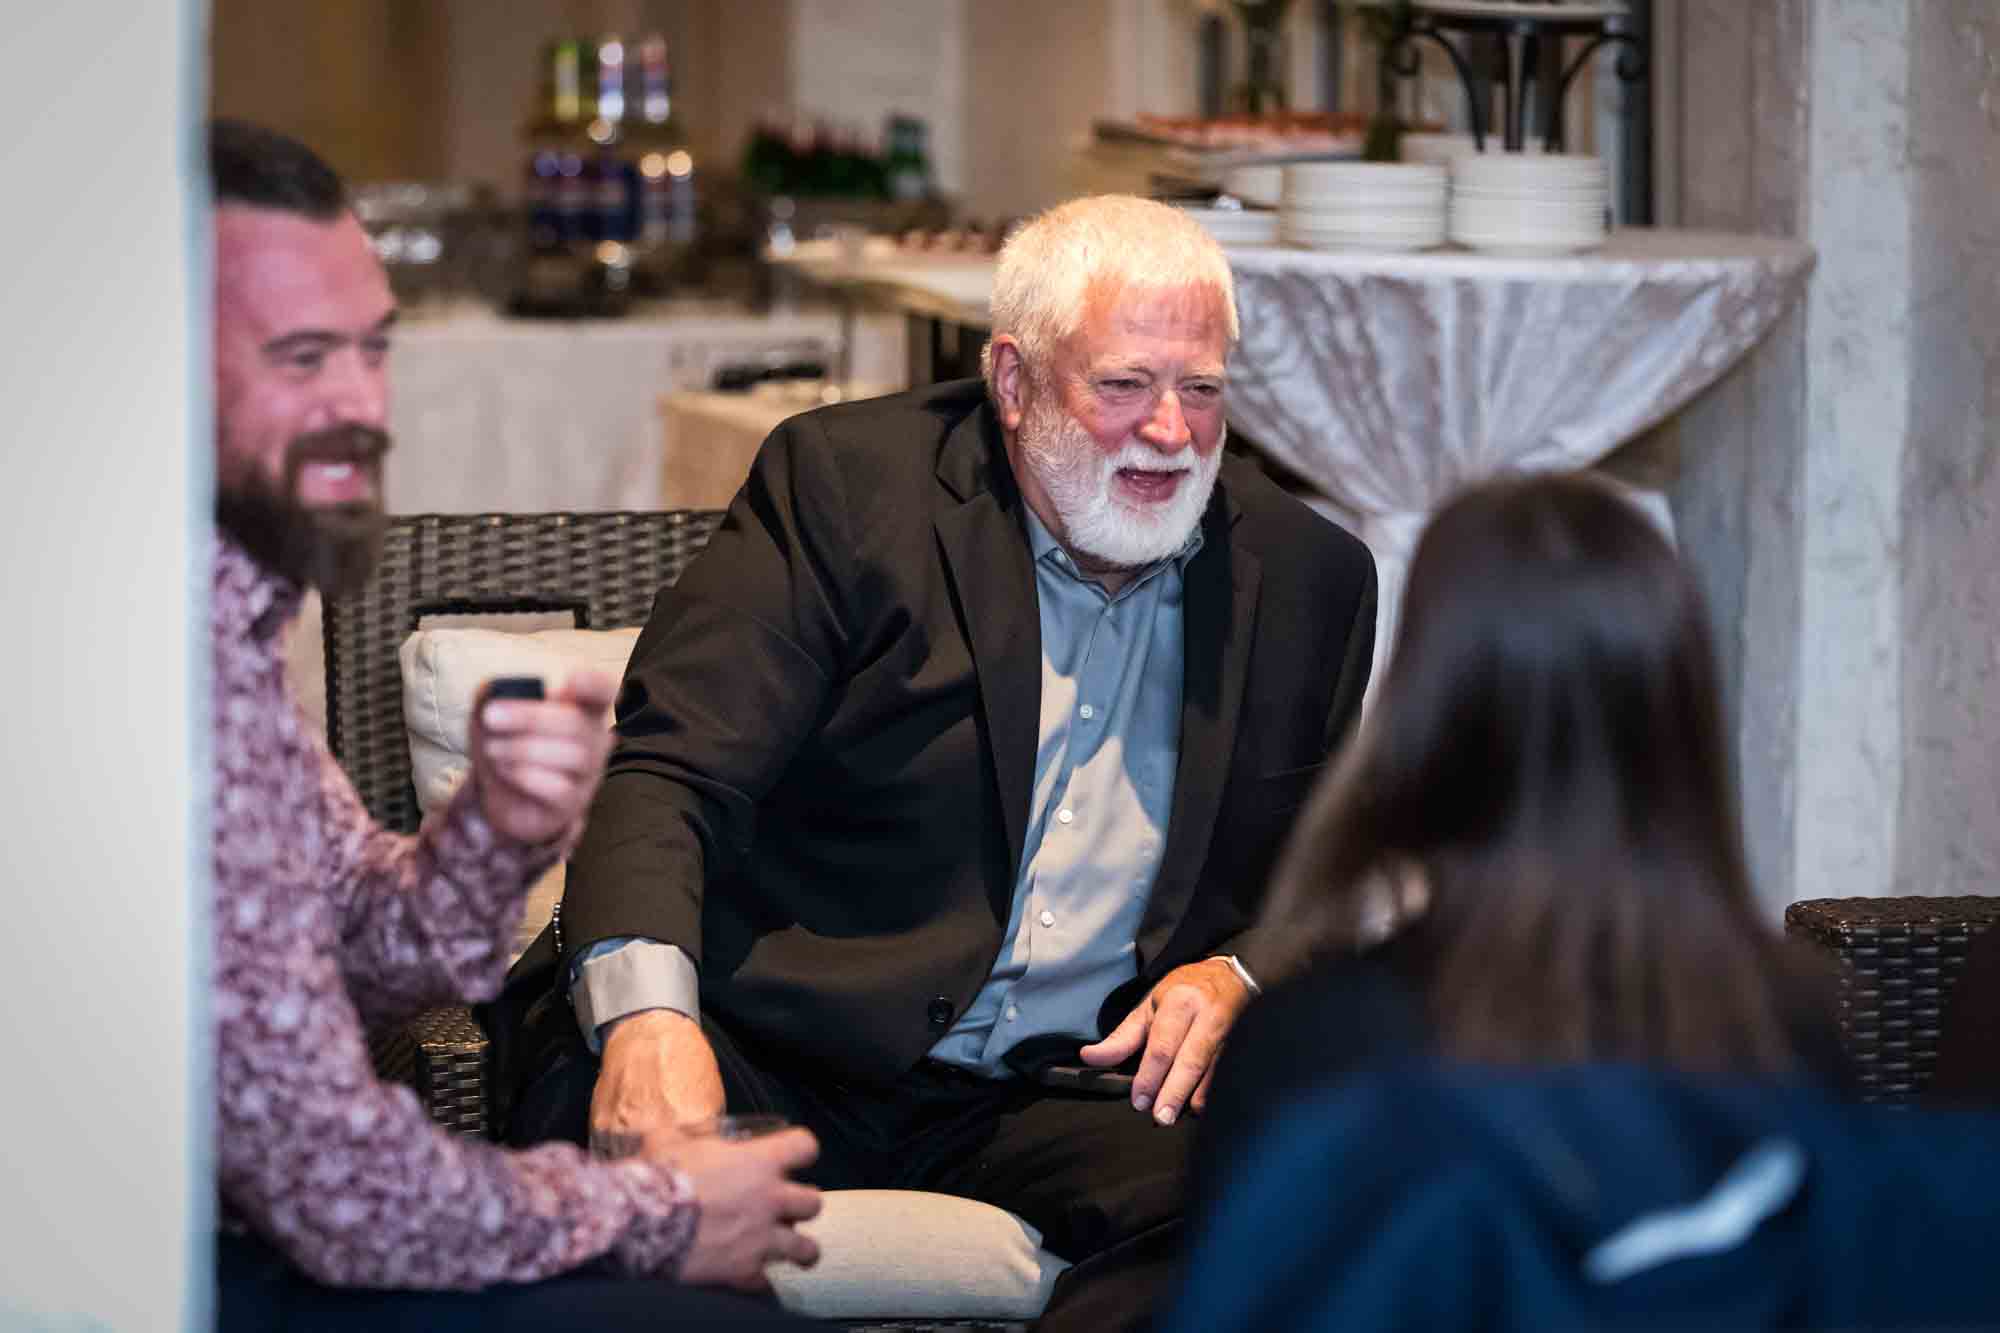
top-left (398, 625), bottom-right (642, 958)
top-left (399, 625), bottom-right (641, 813)
top-left (769, 1189), bottom-right (1068, 1320)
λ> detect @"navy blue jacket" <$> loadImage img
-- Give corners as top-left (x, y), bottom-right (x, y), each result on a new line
top-left (1163, 1063), bottom-right (2000, 1332)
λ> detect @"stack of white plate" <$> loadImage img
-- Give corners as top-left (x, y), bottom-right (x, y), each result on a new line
top-left (1281, 162), bottom-right (1448, 252)
top-left (1178, 204), bottom-right (1280, 248)
top-left (1449, 153), bottom-right (1609, 256)
top-left (1222, 164), bottom-right (1285, 209)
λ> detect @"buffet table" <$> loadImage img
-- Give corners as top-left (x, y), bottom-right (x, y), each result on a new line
top-left (767, 230), bottom-right (1817, 686)
top-left (767, 239), bottom-right (995, 383)
top-left (771, 238), bottom-right (995, 327)
top-left (1225, 229), bottom-right (1815, 677)
top-left (659, 381), bottom-right (895, 510)
top-left (384, 300), bottom-right (901, 514)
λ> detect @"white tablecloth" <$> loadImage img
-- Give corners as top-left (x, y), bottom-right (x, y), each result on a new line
top-left (1224, 229), bottom-right (1816, 679)
top-left (385, 301), bottom-right (874, 514)
top-left (769, 239), bottom-right (996, 326)
top-left (659, 382), bottom-right (896, 510)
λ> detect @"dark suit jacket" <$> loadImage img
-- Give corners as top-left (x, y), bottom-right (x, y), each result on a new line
top-left (560, 379), bottom-right (1376, 1086)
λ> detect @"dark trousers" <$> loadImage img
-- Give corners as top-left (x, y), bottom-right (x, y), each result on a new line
top-left (511, 1015), bottom-right (1190, 1333)
top-left (216, 1228), bottom-right (815, 1331)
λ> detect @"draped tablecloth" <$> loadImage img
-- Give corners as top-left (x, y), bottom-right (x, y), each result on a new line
top-left (1224, 229), bottom-right (1816, 683)
top-left (769, 238), bottom-right (996, 327)
top-left (384, 301), bottom-right (875, 515)
top-left (659, 382), bottom-right (896, 510)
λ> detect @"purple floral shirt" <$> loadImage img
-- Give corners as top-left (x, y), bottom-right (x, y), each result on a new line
top-left (211, 537), bottom-right (696, 1288)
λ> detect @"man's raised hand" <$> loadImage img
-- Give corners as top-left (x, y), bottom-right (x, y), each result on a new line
top-left (468, 669), bottom-right (619, 844)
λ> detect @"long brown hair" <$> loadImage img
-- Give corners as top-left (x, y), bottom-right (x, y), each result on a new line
top-left (1261, 474), bottom-right (1802, 1075)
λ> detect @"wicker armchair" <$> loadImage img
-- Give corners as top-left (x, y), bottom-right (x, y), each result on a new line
top-left (1785, 896), bottom-right (2000, 1102)
top-left (323, 510), bottom-right (724, 1137)
top-left (324, 510), bottom-right (1058, 1330)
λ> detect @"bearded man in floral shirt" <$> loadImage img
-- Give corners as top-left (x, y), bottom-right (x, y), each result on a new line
top-left (206, 120), bottom-right (820, 1331)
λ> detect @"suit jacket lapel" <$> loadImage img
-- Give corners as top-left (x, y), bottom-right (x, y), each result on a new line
top-left (1138, 484), bottom-right (1261, 970)
top-left (933, 407), bottom-right (1042, 887)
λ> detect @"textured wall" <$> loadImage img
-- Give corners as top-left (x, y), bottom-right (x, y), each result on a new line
top-left (1658, 0), bottom-right (1811, 916)
top-left (1898, 0), bottom-right (2000, 895)
top-left (439, 1), bottom-right (707, 200)
top-left (1668, 0), bottom-right (2000, 906)
top-left (792, 0), bottom-right (968, 197)
top-left (210, 0), bottom-right (452, 183)
top-left (1794, 0), bottom-right (1915, 901)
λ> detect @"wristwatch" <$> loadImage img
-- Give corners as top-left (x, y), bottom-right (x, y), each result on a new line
top-left (1217, 953), bottom-right (1262, 998)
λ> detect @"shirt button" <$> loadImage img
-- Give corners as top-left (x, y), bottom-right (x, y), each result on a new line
top-left (1039, 909), bottom-right (1056, 928)
top-left (1005, 1005), bottom-right (1019, 1022)
top-left (1057, 808), bottom-right (1074, 825)
top-left (1079, 704), bottom-right (1095, 720)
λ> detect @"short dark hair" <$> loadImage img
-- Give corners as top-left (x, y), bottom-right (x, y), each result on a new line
top-left (208, 119), bottom-right (347, 220)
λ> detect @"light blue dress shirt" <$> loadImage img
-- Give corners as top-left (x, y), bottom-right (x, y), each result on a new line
top-left (927, 507), bottom-right (1197, 1071)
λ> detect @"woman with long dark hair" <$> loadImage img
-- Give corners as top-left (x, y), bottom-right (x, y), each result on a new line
top-left (1196, 473), bottom-right (1844, 1191)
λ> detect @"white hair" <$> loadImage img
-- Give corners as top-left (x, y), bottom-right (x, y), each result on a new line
top-left (980, 195), bottom-right (1240, 395)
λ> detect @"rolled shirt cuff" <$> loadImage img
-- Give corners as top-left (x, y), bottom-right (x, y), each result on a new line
top-left (570, 937), bottom-right (702, 1053)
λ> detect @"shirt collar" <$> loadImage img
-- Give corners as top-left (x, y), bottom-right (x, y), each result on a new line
top-left (212, 532), bottom-right (304, 645)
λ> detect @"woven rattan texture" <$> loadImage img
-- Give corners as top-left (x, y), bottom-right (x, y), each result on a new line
top-left (324, 511), bottom-right (724, 1138)
top-left (1785, 896), bottom-right (2000, 1103)
top-left (368, 1006), bottom-right (491, 1137)
top-left (324, 510), bottom-right (724, 834)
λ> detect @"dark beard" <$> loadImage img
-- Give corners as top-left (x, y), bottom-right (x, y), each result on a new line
top-left (215, 424), bottom-right (391, 600)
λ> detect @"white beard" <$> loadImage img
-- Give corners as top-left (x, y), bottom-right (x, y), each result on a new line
top-left (1018, 396), bottom-right (1223, 570)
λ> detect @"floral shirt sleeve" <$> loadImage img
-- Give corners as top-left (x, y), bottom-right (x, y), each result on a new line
top-left (210, 540), bottom-right (697, 1287)
top-left (319, 755), bottom-right (562, 1033)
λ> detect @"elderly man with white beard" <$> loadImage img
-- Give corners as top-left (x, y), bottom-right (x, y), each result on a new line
top-left (499, 194), bottom-right (1378, 1331)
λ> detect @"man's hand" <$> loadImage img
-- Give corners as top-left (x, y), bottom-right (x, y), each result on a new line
top-left (591, 1009), bottom-right (729, 1160)
top-left (469, 669), bottom-right (619, 844)
top-left (668, 1129), bottom-right (823, 1290)
top-left (1078, 957), bottom-right (1252, 1125)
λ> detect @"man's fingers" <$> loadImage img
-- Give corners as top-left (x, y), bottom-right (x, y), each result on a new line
top-left (1189, 1061), bottom-right (1218, 1115)
top-left (757, 1127), bottom-right (821, 1173)
top-left (479, 694), bottom-right (612, 745)
top-left (1132, 988), bottom-right (1199, 1109)
top-left (770, 1225), bottom-right (820, 1270)
top-left (481, 733), bottom-right (598, 776)
top-left (555, 668), bottom-right (620, 716)
top-left (481, 762), bottom-right (578, 808)
top-left (1151, 1014), bottom-right (1224, 1125)
top-left (1079, 1003), bottom-right (1150, 1068)
top-left (775, 1181), bottom-right (822, 1223)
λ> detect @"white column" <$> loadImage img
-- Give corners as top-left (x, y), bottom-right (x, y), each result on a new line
top-left (1793, 0), bottom-right (1913, 898)
top-left (0, 1), bottom-right (206, 1329)
top-left (1893, 0), bottom-right (2000, 898)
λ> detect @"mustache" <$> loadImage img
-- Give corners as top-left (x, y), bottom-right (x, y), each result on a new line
top-left (1109, 454), bottom-right (1191, 474)
top-left (285, 423), bottom-right (392, 476)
